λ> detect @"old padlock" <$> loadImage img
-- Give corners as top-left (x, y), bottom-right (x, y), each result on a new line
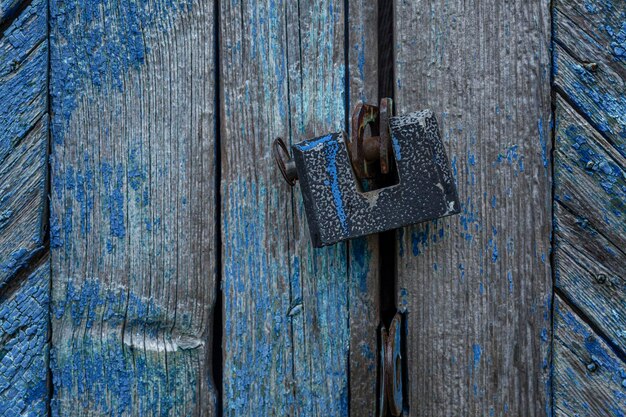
top-left (273, 98), bottom-right (460, 248)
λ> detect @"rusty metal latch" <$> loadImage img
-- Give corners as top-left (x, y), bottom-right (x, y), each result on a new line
top-left (273, 98), bottom-right (460, 247)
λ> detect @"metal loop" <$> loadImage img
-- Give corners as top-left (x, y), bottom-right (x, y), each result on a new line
top-left (272, 137), bottom-right (297, 186)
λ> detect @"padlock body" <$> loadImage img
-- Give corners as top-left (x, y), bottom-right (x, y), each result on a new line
top-left (292, 110), bottom-right (460, 247)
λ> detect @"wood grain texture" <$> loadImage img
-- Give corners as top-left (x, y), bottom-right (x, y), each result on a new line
top-left (0, 0), bottom-right (47, 286)
top-left (554, 203), bottom-right (625, 355)
top-left (554, 0), bottom-right (626, 158)
top-left (347, 0), bottom-right (380, 414)
top-left (220, 0), bottom-right (351, 414)
top-left (0, 0), bottom-right (23, 27)
top-left (554, 96), bottom-right (625, 257)
top-left (393, 1), bottom-right (552, 415)
top-left (0, 0), bottom-right (49, 414)
top-left (553, 296), bottom-right (626, 416)
top-left (0, 256), bottom-right (49, 416)
top-left (552, 2), bottom-right (626, 414)
top-left (553, 96), bottom-right (625, 354)
top-left (49, 0), bottom-right (217, 415)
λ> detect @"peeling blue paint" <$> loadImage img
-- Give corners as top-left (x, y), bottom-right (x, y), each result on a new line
top-left (51, 279), bottom-right (209, 416)
top-left (101, 162), bottom-right (126, 239)
top-left (50, 0), bottom-right (192, 143)
top-left (472, 344), bottom-right (482, 369)
top-left (0, 261), bottom-right (49, 416)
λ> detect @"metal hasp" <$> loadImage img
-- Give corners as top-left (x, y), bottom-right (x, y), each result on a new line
top-left (279, 99), bottom-right (460, 247)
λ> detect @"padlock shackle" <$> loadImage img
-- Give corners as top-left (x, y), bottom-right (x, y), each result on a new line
top-left (349, 98), bottom-right (393, 179)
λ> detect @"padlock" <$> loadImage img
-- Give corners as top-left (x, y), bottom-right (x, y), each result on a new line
top-left (273, 98), bottom-right (460, 248)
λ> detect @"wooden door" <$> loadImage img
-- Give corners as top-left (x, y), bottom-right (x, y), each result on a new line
top-left (0, 0), bottom-right (624, 416)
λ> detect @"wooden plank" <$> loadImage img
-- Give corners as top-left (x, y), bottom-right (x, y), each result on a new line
top-left (220, 0), bottom-right (351, 414)
top-left (393, 1), bottom-right (552, 415)
top-left (554, 203), bottom-right (625, 354)
top-left (553, 296), bottom-right (626, 416)
top-left (0, 0), bottom-right (49, 414)
top-left (347, 1), bottom-right (380, 414)
top-left (554, 94), bottom-right (626, 356)
top-left (554, 96), bottom-right (625, 257)
top-left (49, 0), bottom-right (218, 415)
top-left (552, 3), bottom-right (626, 413)
top-left (0, 0), bottom-right (47, 285)
top-left (554, 0), bottom-right (626, 157)
top-left (0, 256), bottom-right (49, 416)
top-left (0, 0), bottom-right (22, 27)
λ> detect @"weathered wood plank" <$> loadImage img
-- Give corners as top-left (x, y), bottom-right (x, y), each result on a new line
top-left (554, 203), bottom-right (625, 354)
top-left (553, 296), bottom-right (626, 416)
top-left (49, 0), bottom-right (218, 415)
top-left (0, 255), bottom-right (49, 416)
top-left (554, 96), bottom-right (625, 263)
top-left (554, 0), bottom-right (626, 157)
top-left (284, 4), bottom-right (349, 414)
top-left (552, 3), bottom-right (626, 413)
top-left (0, 0), bottom-right (47, 285)
top-left (553, 93), bottom-right (626, 358)
top-left (220, 0), bottom-right (351, 414)
top-left (0, 0), bottom-right (49, 414)
top-left (347, 1), bottom-right (380, 414)
top-left (0, 0), bottom-right (22, 27)
top-left (393, 1), bottom-right (552, 415)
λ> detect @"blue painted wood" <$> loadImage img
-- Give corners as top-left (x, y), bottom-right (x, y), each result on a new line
top-left (552, 1), bottom-right (626, 415)
top-left (554, 0), bottom-right (626, 157)
top-left (0, 0), bottom-right (49, 415)
top-left (0, 256), bottom-right (49, 417)
top-left (553, 296), bottom-right (626, 416)
top-left (0, 0), bottom-right (22, 26)
top-left (49, 0), bottom-right (218, 415)
top-left (219, 0), bottom-right (353, 414)
top-left (0, 0), bottom-right (47, 285)
top-left (554, 94), bottom-right (625, 258)
top-left (347, 2), bottom-right (379, 414)
top-left (554, 97), bottom-right (625, 354)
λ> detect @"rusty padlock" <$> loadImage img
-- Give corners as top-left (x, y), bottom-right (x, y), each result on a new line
top-left (273, 98), bottom-right (460, 247)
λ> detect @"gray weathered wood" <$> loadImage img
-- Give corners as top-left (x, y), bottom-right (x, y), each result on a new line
top-left (553, 296), bottom-right (626, 416)
top-left (554, 0), bottom-right (626, 158)
top-left (49, 0), bottom-right (218, 415)
top-left (347, 1), bottom-right (380, 414)
top-left (220, 0), bottom-right (354, 414)
top-left (0, 0), bottom-right (49, 413)
top-left (393, 1), bottom-right (553, 415)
